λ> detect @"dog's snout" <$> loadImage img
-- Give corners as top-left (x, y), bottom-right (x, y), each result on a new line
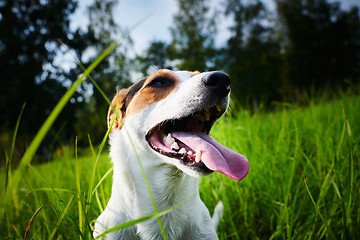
top-left (202, 71), bottom-right (231, 97)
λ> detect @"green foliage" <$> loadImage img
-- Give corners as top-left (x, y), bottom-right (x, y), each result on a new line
top-left (2, 0), bottom-right (360, 159)
top-left (276, 0), bottom-right (360, 90)
top-left (202, 91), bottom-right (360, 239)
top-left (137, 0), bottom-right (360, 109)
top-left (0, 18), bottom-right (171, 239)
top-left (0, 0), bottom-right (90, 159)
top-left (75, 0), bottom-right (133, 144)
top-left (224, 0), bottom-right (284, 107)
top-left (0, 0), bottom-right (134, 157)
top-left (1, 0), bottom-right (359, 238)
top-left (1, 85), bottom-right (359, 239)
top-left (136, 40), bottom-right (173, 76)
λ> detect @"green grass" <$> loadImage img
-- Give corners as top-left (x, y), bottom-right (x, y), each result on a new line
top-left (1, 91), bottom-right (359, 239)
top-left (204, 93), bottom-right (360, 239)
top-left (1, 34), bottom-right (359, 239)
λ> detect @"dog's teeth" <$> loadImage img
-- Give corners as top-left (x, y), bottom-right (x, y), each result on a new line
top-left (187, 151), bottom-right (193, 155)
top-left (216, 104), bottom-right (223, 112)
top-left (171, 142), bottom-right (179, 150)
top-left (179, 148), bottom-right (187, 154)
top-left (195, 150), bottom-right (202, 163)
top-left (164, 133), bottom-right (175, 145)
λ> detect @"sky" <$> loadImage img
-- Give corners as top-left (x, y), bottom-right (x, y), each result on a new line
top-left (70, 0), bottom-right (360, 57)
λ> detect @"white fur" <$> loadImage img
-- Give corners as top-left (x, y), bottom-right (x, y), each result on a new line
top-left (93, 71), bottom-right (226, 240)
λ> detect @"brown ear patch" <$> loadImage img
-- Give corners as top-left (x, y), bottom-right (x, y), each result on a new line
top-left (126, 69), bottom-right (180, 116)
top-left (107, 70), bottom-right (181, 129)
top-left (107, 87), bottom-right (130, 129)
top-left (190, 71), bottom-right (200, 77)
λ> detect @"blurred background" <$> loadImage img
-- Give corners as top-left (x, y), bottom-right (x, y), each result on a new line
top-left (1, 0), bottom-right (359, 164)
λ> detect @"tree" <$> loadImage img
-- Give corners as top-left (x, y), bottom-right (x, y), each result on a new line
top-left (0, 0), bottom-right (90, 159)
top-left (73, 0), bottom-right (133, 143)
top-left (136, 40), bottom-right (173, 76)
top-left (169, 0), bottom-right (217, 71)
top-left (276, 0), bottom-right (360, 92)
top-left (224, 0), bottom-right (283, 107)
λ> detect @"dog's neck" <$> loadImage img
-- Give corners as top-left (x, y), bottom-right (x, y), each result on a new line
top-left (105, 128), bottom-right (205, 239)
top-left (111, 152), bottom-right (200, 211)
top-left (110, 129), bottom-right (199, 218)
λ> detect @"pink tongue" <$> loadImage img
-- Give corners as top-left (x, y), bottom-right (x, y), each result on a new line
top-left (172, 132), bottom-right (249, 181)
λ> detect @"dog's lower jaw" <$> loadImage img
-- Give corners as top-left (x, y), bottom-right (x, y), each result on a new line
top-left (93, 129), bottom-right (218, 240)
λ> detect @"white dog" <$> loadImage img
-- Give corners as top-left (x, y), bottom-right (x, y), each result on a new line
top-left (93, 69), bottom-right (249, 239)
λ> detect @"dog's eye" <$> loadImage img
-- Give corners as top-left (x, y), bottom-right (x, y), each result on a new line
top-left (148, 77), bottom-right (171, 88)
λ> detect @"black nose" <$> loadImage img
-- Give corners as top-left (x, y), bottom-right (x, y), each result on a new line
top-left (202, 71), bottom-right (231, 97)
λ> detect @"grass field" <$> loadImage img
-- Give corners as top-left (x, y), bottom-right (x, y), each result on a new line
top-left (1, 88), bottom-right (359, 239)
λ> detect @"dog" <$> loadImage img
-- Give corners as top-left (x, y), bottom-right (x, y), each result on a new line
top-left (93, 69), bottom-right (249, 239)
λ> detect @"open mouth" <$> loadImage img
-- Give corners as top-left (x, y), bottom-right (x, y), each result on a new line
top-left (146, 104), bottom-right (249, 181)
top-left (145, 105), bottom-right (225, 174)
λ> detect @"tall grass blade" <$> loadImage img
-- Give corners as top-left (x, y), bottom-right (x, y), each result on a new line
top-left (2, 38), bottom-right (121, 221)
top-left (74, 136), bottom-right (84, 239)
top-left (26, 188), bottom-right (75, 195)
top-left (26, 164), bottom-right (82, 237)
top-left (87, 133), bottom-right (96, 158)
top-left (5, 102), bottom-right (26, 190)
top-left (303, 176), bottom-right (336, 240)
top-left (95, 187), bottom-right (104, 213)
top-left (48, 194), bottom-right (74, 240)
top-left (59, 13), bottom-right (152, 108)
top-left (24, 204), bottom-right (49, 240)
top-left (86, 112), bottom-right (114, 213)
top-left (57, 39), bottom-right (111, 106)
top-left (92, 166), bottom-right (113, 196)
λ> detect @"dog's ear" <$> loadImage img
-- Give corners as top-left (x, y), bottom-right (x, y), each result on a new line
top-left (107, 88), bottom-right (129, 129)
top-left (191, 71), bottom-right (200, 77)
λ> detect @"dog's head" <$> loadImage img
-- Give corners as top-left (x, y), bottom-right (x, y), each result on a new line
top-left (108, 69), bottom-right (249, 181)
